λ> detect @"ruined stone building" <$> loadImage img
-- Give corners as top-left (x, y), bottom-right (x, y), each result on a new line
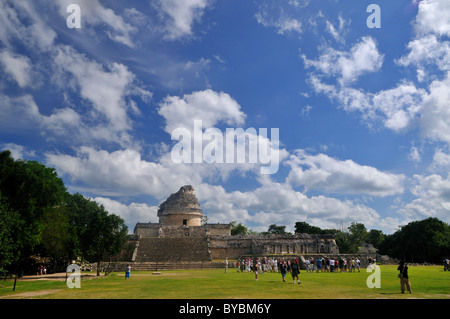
top-left (132, 185), bottom-right (339, 263)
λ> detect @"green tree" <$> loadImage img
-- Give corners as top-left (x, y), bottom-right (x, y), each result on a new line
top-left (348, 222), bottom-right (368, 252)
top-left (294, 221), bottom-right (324, 234)
top-left (333, 229), bottom-right (353, 253)
top-left (230, 221), bottom-right (248, 235)
top-left (379, 217), bottom-right (450, 263)
top-left (0, 151), bottom-right (67, 270)
top-left (367, 229), bottom-right (385, 249)
top-left (267, 224), bottom-right (289, 235)
top-left (0, 192), bottom-right (21, 272)
top-left (37, 206), bottom-right (74, 271)
top-left (65, 193), bottom-right (128, 276)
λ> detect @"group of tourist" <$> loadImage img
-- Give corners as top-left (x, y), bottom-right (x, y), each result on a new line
top-left (232, 256), bottom-right (367, 285)
top-left (37, 264), bottom-right (47, 275)
top-left (234, 256), bottom-right (364, 275)
top-left (304, 256), bottom-right (362, 273)
top-left (231, 256), bottom-right (413, 293)
top-left (235, 257), bottom-right (280, 274)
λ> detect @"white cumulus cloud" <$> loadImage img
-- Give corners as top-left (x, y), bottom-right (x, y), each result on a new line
top-left (158, 89), bottom-right (246, 133)
top-left (286, 150), bottom-right (405, 197)
top-left (302, 36), bottom-right (384, 86)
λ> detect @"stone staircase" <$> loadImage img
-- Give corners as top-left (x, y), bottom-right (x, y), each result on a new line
top-left (133, 237), bottom-right (212, 263)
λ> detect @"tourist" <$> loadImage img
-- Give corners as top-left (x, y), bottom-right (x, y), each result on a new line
top-left (311, 257), bottom-right (316, 272)
top-left (253, 258), bottom-right (259, 281)
top-left (225, 257), bottom-right (228, 273)
top-left (125, 264), bottom-right (131, 279)
top-left (291, 258), bottom-right (301, 284)
top-left (339, 257), bottom-right (344, 272)
top-left (316, 257), bottom-right (322, 272)
top-left (356, 258), bottom-right (361, 272)
top-left (305, 258), bottom-right (310, 273)
top-left (397, 261), bottom-right (412, 294)
top-left (444, 258), bottom-right (449, 271)
top-left (280, 260), bottom-right (287, 282)
top-left (329, 258), bottom-right (335, 272)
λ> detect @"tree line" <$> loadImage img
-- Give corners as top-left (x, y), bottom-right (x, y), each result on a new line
top-left (0, 150), bottom-right (129, 275)
top-left (231, 217), bottom-right (450, 263)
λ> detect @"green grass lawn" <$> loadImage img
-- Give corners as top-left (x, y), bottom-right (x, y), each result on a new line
top-left (1, 265), bottom-right (449, 299)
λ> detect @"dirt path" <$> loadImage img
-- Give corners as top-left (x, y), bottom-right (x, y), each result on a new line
top-left (20, 272), bottom-right (99, 281)
top-left (0, 289), bottom-right (62, 298)
top-left (0, 272), bottom-right (100, 299)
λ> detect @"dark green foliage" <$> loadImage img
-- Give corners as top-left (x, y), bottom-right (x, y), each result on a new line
top-left (378, 217), bottom-right (450, 263)
top-left (0, 150), bottom-right (128, 274)
top-left (230, 220), bottom-right (248, 235)
top-left (0, 150), bottom-right (67, 270)
top-left (59, 193), bottom-right (129, 275)
top-left (267, 224), bottom-right (289, 235)
top-left (0, 192), bottom-right (21, 272)
top-left (294, 221), bottom-right (324, 234)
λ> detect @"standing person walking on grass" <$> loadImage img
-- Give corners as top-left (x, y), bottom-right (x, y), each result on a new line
top-left (280, 260), bottom-right (287, 282)
top-left (316, 257), bottom-right (322, 272)
top-left (356, 258), bottom-right (361, 272)
top-left (225, 257), bottom-right (228, 273)
top-left (125, 264), bottom-right (131, 279)
top-left (291, 258), bottom-right (301, 284)
top-left (253, 258), bottom-right (259, 281)
top-left (397, 261), bottom-right (412, 294)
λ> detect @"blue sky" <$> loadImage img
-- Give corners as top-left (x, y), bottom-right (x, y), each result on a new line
top-left (1, 0), bottom-right (449, 234)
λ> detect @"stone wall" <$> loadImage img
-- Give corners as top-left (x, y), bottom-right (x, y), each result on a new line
top-left (159, 225), bottom-right (207, 237)
top-left (159, 210), bottom-right (202, 226)
top-left (251, 234), bottom-right (339, 255)
top-left (134, 223), bottom-right (231, 238)
top-left (205, 224), bottom-right (232, 236)
top-left (133, 223), bottom-right (159, 237)
top-left (133, 237), bottom-right (211, 262)
top-left (209, 237), bottom-right (254, 260)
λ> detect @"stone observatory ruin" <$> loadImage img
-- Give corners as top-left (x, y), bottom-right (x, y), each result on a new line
top-left (132, 185), bottom-right (339, 264)
top-left (158, 185), bottom-right (203, 227)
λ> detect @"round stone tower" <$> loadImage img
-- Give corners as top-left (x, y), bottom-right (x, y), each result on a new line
top-left (157, 185), bottom-right (203, 226)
